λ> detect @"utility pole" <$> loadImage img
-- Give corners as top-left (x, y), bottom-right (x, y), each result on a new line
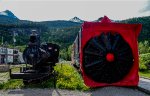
top-left (4, 42), bottom-right (8, 65)
top-left (13, 31), bottom-right (16, 48)
top-left (1, 36), bottom-right (3, 45)
top-left (13, 31), bottom-right (16, 64)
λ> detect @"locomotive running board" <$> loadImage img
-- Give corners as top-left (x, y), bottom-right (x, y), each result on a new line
top-left (9, 68), bottom-right (52, 80)
top-left (9, 68), bottom-right (57, 88)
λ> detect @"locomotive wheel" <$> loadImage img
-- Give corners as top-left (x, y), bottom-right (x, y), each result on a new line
top-left (23, 80), bottom-right (29, 85)
top-left (83, 32), bottom-right (134, 83)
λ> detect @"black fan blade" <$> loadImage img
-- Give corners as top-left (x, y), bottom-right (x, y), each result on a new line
top-left (84, 50), bottom-right (102, 56)
top-left (83, 32), bottom-right (133, 83)
top-left (92, 37), bottom-right (106, 52)
top-left (85, 59), bottom-right (104, 68)
top-left (105, 32), bottom-right (112, 50)
top-left (112, 34), bottom-right (120, 50)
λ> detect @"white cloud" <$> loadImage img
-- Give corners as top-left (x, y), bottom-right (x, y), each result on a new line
top-left (140, 0), bottom-right (150, 12)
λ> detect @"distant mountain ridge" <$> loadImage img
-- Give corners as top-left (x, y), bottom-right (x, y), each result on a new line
top-left (0, 10), bottom-right (149, 48)
top-left (39, 20), bottom-right (81, 28)
top-left (0, 10), bottom-right (116, 28)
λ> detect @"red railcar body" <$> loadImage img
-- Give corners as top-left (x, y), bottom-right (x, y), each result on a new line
top-left (72, 16), bottom-right (142, 87)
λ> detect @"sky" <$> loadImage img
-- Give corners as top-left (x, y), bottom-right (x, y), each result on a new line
top-left (0, 0), bottom-right (150, 21)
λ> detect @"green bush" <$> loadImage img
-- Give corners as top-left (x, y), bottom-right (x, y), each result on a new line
top-left (138, 41), bottom-right (150, 54)
top-left (139, 53), bottom-right (150, 71)
top-left (54, 63), bottom-right (89, 91)
top-left (60, 45), bottom-right (72, 61)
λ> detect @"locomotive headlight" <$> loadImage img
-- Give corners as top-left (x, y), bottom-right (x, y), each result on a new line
top-left (48, 47), bottom-right (52, 50)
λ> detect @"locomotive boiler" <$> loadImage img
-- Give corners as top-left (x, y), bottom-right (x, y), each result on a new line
top-left (10, 30), bottom-right (59, 84)
top-left (72, 16), bottom-right (142, 87)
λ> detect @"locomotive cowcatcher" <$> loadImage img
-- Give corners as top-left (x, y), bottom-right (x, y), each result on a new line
top-left (72, 16), bottom-right (142, 87)
top-left (10, 30), bottom-right (60, 84)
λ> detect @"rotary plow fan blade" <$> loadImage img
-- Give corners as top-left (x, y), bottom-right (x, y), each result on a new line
top-left (83, 32), bottom-right (134, 83)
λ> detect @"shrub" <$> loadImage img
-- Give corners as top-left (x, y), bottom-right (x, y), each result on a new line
top-left (138, 41), bottom-right (150, 54)
top-left (139, 53), bottom-right (150, 71)
top-left (54, 63), bottom-right (89, 91)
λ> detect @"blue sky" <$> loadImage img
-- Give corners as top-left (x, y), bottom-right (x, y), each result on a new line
top-left (0, 0), bottom-right (149, 21)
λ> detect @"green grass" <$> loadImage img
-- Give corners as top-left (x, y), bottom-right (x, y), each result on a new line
top-left (0, 79), bottom-right (23, 89)
top-left (139, 70), bottom-right (150, 78)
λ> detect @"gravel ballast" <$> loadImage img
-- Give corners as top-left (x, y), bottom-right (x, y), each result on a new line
top-left (0, 87), bottom-right (149, 96)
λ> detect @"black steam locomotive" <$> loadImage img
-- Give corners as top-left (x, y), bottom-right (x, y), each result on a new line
top-left (10, 30), bottom-right (59, 84)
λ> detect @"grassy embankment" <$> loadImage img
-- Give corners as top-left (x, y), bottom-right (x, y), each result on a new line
top-left (139, 70), bottom-right (150, 78)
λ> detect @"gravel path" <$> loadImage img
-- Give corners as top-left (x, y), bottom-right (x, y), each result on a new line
top-left (0, 88), bottom-right (90, 96)
top-left (0, 87), bottom-right (149, 96)
top-left (139, 78), bottom-right (150, 91)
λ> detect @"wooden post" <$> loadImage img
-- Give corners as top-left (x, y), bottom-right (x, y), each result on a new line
top-left (0, 55), bottom-right (1, 64)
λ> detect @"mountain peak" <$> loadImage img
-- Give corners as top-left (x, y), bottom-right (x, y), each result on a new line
top-left (0, 10), bottom-right (18, 19)
top-left (69, 16), bottom-right (83, 23)
top-left (5, 10), bottom-right (12, 13)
